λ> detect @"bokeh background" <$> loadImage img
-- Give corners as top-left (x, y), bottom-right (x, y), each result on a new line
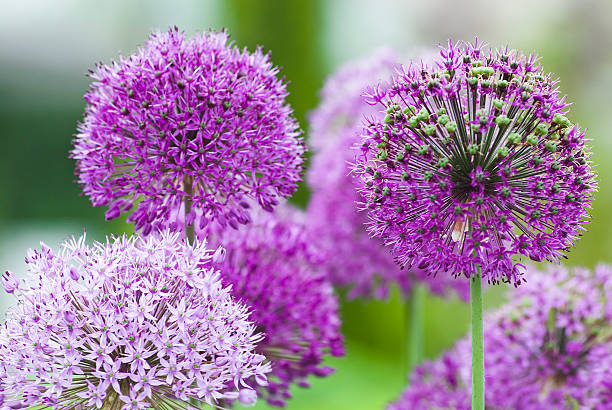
top-left (1, 0), bottom-right (611, 408)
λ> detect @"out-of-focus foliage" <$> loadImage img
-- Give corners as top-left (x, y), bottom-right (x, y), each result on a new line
top-left (0, 0), bottom-right (611, 408)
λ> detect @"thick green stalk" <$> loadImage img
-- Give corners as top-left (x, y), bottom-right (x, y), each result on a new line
top-left (471, 266), bottom-right (484, 410)
top-left (406, 283), bottom-right (425, 379)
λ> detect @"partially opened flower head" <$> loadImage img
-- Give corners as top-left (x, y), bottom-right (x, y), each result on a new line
top-left (308, 49), bottom-right (468, 300)
top-left (0, 232), bottom-right (270, 409)
top-left (210, 205), bottom-right (345, 407)
top-left (72, 27), bottom-right (304, 234)
top-left (353, 41), bottom-right (596, 285)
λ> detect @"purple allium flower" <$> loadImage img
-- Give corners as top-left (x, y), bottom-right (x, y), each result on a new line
top-left (209, 204), bottom-right (345, 407)
top-left (352, 41), bottom-right (597, 285)
top-left (387, 352), bottom-right (470, 410)
top-left (72, 27), bottom-right (304, 234)
top-left (390, 264), bottom-right (612, 409)
top-left (307, 49), bottom-right (468, 300)
top-left (476, 264), bottom-right (612, 409)
top-left (0, 232), bottom-right (270, 408)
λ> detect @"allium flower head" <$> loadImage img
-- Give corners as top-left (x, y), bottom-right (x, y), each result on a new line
top-left (391, 264), bottom-right (612, 409)
top-left (353, 41), bottom-right (596, 285)
top-left (0, 232), bottom-right (270, 408)
top-left (72, 27), bottom-right (304, 234)
top-left (308, 49), bottom-right (468, 299)
top-left (478, 264), bottom-right (612, 409)
top-left (209, 205), bottom-right (345, 406)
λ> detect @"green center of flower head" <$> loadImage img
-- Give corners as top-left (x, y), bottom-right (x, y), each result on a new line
top-left (381, 80), bottom-right (575, 204)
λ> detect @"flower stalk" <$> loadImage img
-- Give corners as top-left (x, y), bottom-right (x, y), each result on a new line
top-left (471, 265), bottom-right (484, 410)
top-left (407, 284), bottom-right (425, 378)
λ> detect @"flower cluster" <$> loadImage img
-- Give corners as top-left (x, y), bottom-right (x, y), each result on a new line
top-left (209, 205), bottom-right (345, 406)
top-left (0, 232), bottom-right (270, 409)
top-left (390, 264), bottom-right (612, 409)
top-left (307, 48), bottom-right (468, 300)
top-left (353, 41), bottom-right (596, 285)
top-left (479, 264), bottom-right (612, 408)
top-left (72, 27), bottom-right (304, 234)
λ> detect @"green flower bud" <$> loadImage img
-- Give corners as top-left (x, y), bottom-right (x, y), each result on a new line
top-left (535, 123), bottom-right (549, 136)
top-left (445, 121), bottom-right (457, 133)
top-left (526, 134), bottom-right (538, 145)
top-left (495, 115), bottom-right (510, 126)
top-left (424, 124), bottom-right (436, 136)
top-left (508, 132), bottom-right (522, 145)
top-left (437, 114), bottom-right (450, 125)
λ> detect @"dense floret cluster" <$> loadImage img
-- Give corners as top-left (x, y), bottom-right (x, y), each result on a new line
top-left (72, 27), bottom-right (304, 234)
top-left (353, 41), bottom-right (596, 285)
top-left (210, 206), bottom-right (345, 406)
top-left (0, 232), bottom-right (270, 408)
top-left (390, 264), bottom-right (612, 409)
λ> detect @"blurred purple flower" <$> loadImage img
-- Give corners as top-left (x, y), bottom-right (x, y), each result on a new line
top-left (0, 231), bottom-right (270, 408)
top-left (72, 27), bottom-right (304, 234)
top-left (390, 264), bottom-right (612, 409)
top-left (209, 204), bottom-right (345, 407)
top-left (352, 41), bottom-right (596, 285)
top-left (307, 48), bottom-right (468, 300)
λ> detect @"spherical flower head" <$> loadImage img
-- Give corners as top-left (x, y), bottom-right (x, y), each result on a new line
top-left (352, 40), bottom-right (597, 285)
top-left (307, 48), bottom-right (468, 300)
top-left (387, 352), bottom-right (470, 410)
top-left (72, 27), bottom-right (304, 234)
top-left (0, 232), bottom-right (270, 408)
top-left (209, 204), bottom-right (345, 407)
top-left (393, 264), bottom-right (612, 409)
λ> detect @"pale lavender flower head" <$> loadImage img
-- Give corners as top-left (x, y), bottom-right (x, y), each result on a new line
top-left (72, 27), bottom-right (304, 234)
top-left (352, 41), bottom-right (596, 285)
top-left (308, 49), bottom-right (468, 300)
top-left (387, 352), bottom-right (470, 410)
top-left (209, 205), bottom-right (345, 407)
top-left (391, 264), bottom-right (612, 409)
top-left (0, 232), bottom-right (270, 408)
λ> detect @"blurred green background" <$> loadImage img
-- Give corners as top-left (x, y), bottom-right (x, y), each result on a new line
top-left (1, 0), bottom-right (611, 408)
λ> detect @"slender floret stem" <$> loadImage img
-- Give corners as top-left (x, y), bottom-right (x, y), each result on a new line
top-left (407, 284), bottom-right (425, 378)
top-left (471, 265), bottom-right (484, 410)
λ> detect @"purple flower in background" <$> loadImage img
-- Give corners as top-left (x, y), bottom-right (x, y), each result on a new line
top-left (477, 264), bottom-right (612, 409)
top-left (0, 232), bottom-right (270, 408)
top-left (390, 264), bottom-right (612, 409)
top-left (307, 49), bottom-right (468, 300)
top-left (352, 41), bottom-right (596, 285)
top-left (387, 353), bottom-right (470, 410)
top-left (209, 204), bottom-right (345, 407)
top-left (72, 27), bottom-right (304, 234)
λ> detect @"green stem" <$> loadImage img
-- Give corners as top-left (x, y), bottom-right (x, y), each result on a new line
top-left (406, 283), bottom-right (425, 379)
top-left (183, 175), bottom-right (195, 246)
top-left (471, 265), bottom-right (484, 410)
